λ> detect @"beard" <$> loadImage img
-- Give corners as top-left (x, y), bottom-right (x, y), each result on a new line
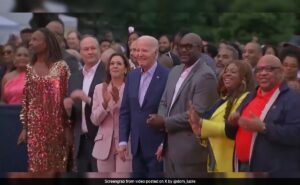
top-left (159, 47), bottom-right (171, 54)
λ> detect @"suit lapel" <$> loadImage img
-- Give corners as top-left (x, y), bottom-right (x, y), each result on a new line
top-left (78, 72), bottom-right (84, 110)
top-left (141, 64), bottom-right (161, 108)
top-left (133, 69), bottom-right (142, 107)
top-left (210, 100), bottom-right (226, 119)
top-left (167, 65), bottom-right (184, 108)
top-left (88, 62), bottom-right (105, 97)
top-left (171, 60), bottom-right (202, 108)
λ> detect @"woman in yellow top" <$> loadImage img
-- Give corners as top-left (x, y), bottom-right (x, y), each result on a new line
top-left (188, 60), bottom-right (254, 172)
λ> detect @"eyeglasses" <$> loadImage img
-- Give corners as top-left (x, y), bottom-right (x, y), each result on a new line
top-left (2, 50), bottom-right (12, 55)
top-left (178, 43), bottom-right (199, 51)
top-left (254, 66), bottom-right (280, 73)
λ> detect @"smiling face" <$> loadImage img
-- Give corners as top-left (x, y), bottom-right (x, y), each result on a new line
top-left (14, 47), bottom-right (30, 69)
top-left (255, 55), bottom-right (283, 93)
top-left (109, 55), bottom-right (127, 80)
top-left (159, 35), bottom-right (172, 54)
top-left (67, 32), bottom-right (80, 50)
top-left (178, 33), bottom-right (202, 66)
top-left (136, 36), bottom-right (158, 71)
top-left (222, 63), bottom-right (242, 92)
top-left (243, 42), bottom-right (262, 68)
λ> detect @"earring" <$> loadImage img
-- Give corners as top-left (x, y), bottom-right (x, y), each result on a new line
top-left (241, 80), bottom-right (246, 91)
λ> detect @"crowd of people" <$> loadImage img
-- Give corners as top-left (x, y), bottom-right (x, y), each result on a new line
top-left (1, 18), bottom-right (300, 177)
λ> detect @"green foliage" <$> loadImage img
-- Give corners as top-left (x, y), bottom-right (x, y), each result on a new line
top-left (217, 13), bottom-right (296, 44)
top-left (63, 0), bottom-right (299, 44)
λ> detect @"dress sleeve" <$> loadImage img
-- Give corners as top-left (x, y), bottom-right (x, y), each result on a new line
top-left (20, 66), bottom-right (30, 129)
top-left (59, 61), bottom-right (71, 127)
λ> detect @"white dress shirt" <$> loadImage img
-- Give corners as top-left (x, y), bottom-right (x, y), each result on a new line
top-left (81, 61), bottom-right (100, 133)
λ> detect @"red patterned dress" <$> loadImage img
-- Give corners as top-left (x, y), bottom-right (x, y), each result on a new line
top-left (20, 61), bottom-right (70, 172)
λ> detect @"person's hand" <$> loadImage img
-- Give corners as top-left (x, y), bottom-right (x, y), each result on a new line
top-left (70, 90), bottom-right (90, 104)
top-left (17, 129), bottom-right (26, 145)
top-left (227, 112), bottom-right (240, 126)
top-left (111, 85), bottom-right (119, 103)
top-left (102, 83), bottom-right (111, 109)
top-left (147, 114), bottom-right (165, 130)
top-left (238, 112), bottom-right (266, 132)
top-left (155, 144), bottom-right (164, 162)
top-left (187, 101), bottom-right (202, 136)
top-left (63, 97), bottom-right (74, 116)
top-left (117, 145), bottom-right (128, 162)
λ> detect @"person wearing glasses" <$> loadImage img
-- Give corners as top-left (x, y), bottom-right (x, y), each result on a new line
top-left (188, 60), bottom-right (254, 172)
top-left (147, 33), bottom-right (218, 177)
top-left (225, 55), bottom-right (300, 172)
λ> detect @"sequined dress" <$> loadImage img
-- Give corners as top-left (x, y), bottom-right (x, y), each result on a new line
top-left (20, 61), bottom-right (70, 172)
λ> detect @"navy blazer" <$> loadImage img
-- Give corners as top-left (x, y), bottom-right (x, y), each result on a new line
top-left (226, 81), bottom-right (300, 172)
top-left (119, 63), bottom-right (169, 156)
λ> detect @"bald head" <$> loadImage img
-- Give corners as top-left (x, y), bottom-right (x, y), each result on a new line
top-left (257, 54), bottom-right (282, 68)
top-left (255, 54), bottom-right (283, 93)
top-left (181, 33), bottom-right (202, 46)
top-left (46, 20), bottom-right (64, 36)
top-left (178, 32), bottom-right (203, 66)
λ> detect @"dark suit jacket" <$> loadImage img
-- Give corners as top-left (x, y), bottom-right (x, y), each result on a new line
top-left (225, 81), bottom-right (300, 172)
top-left (68, 61), bottom-right (106, 157)
top-left (119, 63), bottom-right (169, 156)
top-left (63, 50), bottom-right (81, 74)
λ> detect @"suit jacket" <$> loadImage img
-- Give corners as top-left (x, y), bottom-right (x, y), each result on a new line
top-left (63, 50), bottom-right (81, 74)
top-left (158, 58), bottom-right (218, 169)
top-left (68, 61), bottom-right (106, 157)
top-left (225, 82), bottom-right (300, 172)
top-left (91, 83), bottom-right (131, 154)
top-left (201, 93), bottom-right (248, 172)
top-left (119, 63), bottom-right (169, 156)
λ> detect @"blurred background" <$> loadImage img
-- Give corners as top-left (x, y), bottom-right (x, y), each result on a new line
top-left (0, 0), bottom-right (300, 44)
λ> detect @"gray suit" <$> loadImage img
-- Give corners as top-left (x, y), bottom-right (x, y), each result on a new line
top-left (158, 56), bottom-right (218, 177)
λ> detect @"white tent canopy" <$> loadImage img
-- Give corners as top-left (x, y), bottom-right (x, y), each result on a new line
top-left (2, 13), bottom-right (77, 34)
top-left (59, 14), bottom-right (78, 35)
top-left (0, 13), bottom-right (78, 44)
top-left (0, 15), bottom-right (20, 44)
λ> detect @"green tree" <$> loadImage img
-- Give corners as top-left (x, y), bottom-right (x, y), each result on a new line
top-left (217, 13), bottom-right (296, 44)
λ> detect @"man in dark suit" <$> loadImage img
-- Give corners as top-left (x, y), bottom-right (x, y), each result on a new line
top-left (118, 35), bottom-right (169, 176)
top-left (64, 35), bottom-right (106, 172)
top-left (147, 33), bottom-right (218, 177)
top-left (46, 20), bottom-right (81, 74)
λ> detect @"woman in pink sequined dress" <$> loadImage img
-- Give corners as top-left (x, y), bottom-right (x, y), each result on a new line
top-left (1, 46), bottom-right (29, 104)
top-left (17, 28), bottom-right (72, 172)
